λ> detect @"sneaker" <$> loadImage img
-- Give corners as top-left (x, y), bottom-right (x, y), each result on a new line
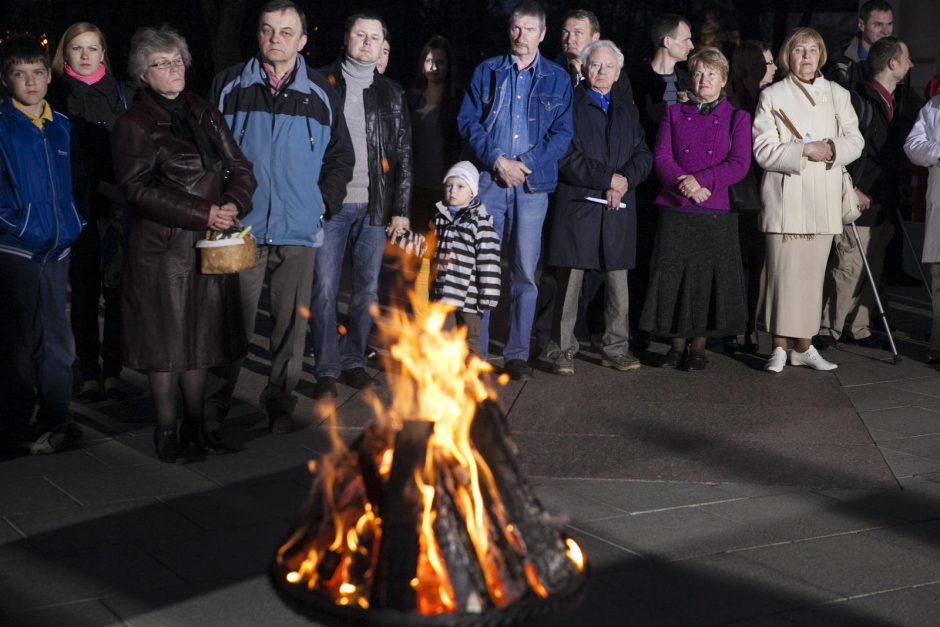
top-left (684, 351), bottom-right (708, 371)
top-left (602, 353), bottom-right (641, 372)
top-left (503, 358), bottom-right (533, 381)
top-left (29, 431), bottom-right (67, 455)
top-left (789, 346), bottom-right (838, 371)
top-left (341, 367), bottom-right (372, 390)
top-left (553, 350), bottom-right (575, 376)
top-left (764, 347), bottom-right (787, 373)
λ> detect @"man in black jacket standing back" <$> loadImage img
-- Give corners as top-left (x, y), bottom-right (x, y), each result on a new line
top-left (818, 37), bottom-right (916, 349)
top-left (310, 12), bottom-right (412, 400)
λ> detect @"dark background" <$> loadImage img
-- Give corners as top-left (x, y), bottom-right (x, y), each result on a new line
top-left (2, 0), bottom-right (859, 94)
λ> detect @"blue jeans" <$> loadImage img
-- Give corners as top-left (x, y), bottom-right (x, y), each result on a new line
top-left (477, 172), bottom-right (549, 361)
top-left (0, 253), bottom-right (75, 444)
top-left (310, 203), bottom-right (387, 378)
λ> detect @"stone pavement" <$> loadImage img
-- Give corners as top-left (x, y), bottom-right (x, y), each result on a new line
top-left (4, 233), bottom-right (940, 626)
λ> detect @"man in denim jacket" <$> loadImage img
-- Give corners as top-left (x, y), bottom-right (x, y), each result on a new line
top-left (458, 0), bottom-right (573, 379)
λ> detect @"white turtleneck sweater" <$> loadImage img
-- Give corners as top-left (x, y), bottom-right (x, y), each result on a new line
top-left (342, 57), bottom-right (377, 205)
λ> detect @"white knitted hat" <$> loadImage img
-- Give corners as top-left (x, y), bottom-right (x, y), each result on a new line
top-left (443, 161), bottom-right (480, 197)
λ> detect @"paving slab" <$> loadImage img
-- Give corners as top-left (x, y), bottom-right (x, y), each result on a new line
top-left (574, 507), bottom-right (785, 561)
top-left (0, 476), bottom-right (80, 515)
top-left (860, 406), bottom-right (940, 442)
top-left (103, 576), bottom-right (308, 627)
top-left (700, 492), bottom-right (906, 541)
top-left (737, 533), bottom-right (940, 598)
top-left (617, 553), bottom-right (838, 625)
top-left (542, 477), bottom-right (744, 514)
top-left (7, 498), bottom-right (202, 553)
top-left (46, 462), bottom-right (220, 505)
top-left (3, 599), bottom-right (124, 627)
top-left (0, 544), bottom-right (183, 612)
top-left (777, 585), bottom-right (940, 627)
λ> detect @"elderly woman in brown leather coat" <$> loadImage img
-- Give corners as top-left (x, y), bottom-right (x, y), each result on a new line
top-left (111, 26), bottom-right (255, 463)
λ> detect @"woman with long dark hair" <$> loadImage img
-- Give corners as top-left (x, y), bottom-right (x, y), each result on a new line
top-left (51, 22), bottom-right (133, 402)
top-left (406, 35), bottom-right (464, 231)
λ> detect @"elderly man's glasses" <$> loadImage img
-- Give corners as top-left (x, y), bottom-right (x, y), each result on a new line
top-left (149, 58), bottom-right (184, 71)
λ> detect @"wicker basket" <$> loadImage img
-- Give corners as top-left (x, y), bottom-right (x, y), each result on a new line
top-left (196, 234), bottom-right (257, 274)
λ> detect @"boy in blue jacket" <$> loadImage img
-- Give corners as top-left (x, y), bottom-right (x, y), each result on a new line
top-left (0, 35), bottom-right (85, 454)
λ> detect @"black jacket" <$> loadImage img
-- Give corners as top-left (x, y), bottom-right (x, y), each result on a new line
top-left (49, 73), bottom-right (132, 219)
top-left (849, 80), bottom-right (921, 226)
top-left (548, 86), bottom-right (653, 271)
top-left (627, 63), bottom-right (691, 151)
top-left (319, 59), bottom-right (413, 225)
top-left (111, 91), bottom-right (256, 371)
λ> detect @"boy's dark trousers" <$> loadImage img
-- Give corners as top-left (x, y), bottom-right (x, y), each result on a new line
top-left (0, 254), bottom-right (75, 445)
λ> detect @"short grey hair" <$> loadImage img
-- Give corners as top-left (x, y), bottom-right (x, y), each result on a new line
top-left (580, 39), bottom-right (624, 70)
top-left (127, 25), bottom-right (192, 86)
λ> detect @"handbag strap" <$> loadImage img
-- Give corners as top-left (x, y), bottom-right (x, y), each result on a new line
top-left (773, 108), bottom-right (803, 139)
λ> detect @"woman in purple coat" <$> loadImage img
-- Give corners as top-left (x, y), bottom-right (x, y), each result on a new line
top-left (640, 48), bottom-right (752, 370)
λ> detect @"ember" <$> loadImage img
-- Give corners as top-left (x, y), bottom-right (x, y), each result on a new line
top-left (271, 300), bottom-right (588, 624)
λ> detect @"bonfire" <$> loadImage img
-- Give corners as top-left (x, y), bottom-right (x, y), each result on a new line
top-left (271, 300), bottom-right (588, 625)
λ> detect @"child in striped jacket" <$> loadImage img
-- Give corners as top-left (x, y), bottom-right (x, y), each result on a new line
top-left (392, 161), bottom-right (501, 354)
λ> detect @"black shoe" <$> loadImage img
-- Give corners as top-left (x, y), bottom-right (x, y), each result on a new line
top-left (313, 376), bottom-right (338, 400)
top-left (886, 270), bottom-right (923, 287)
top-left (812, 334), bottom-right (837, 350)
top-left (77, 380), bottom-right (103, 403)
top-left (852, 334), bottom-right (885, 349)
top-left (502, 358), bottom-right (533, 381)
top-left (743, 333), bottom-right (759, 355)
top-left (722, 336), bottom-right (740, 354)
top-left (684, 351), bottom-right (708, 371)
top-left (179, 420), bottom-right (230, 454)
top-left (661, 349), bottom-right (684, 369)
top-left (153, 428), bottom-right (191, 463)
top-left (341, 367), bottom-right (372, 389)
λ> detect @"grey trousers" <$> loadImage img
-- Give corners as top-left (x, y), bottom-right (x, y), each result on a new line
top-left (546, 268), bottom-right (630, 357)
top-left (444, 310), bottom-right (484, 356)
top-left (820, 223), bottom-right (893, 341)
top-left (210, 245), bottom-right (315, 415)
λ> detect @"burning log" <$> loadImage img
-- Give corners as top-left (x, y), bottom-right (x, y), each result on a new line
top-left (270, 300), bottom-right (588, 625)
top-left (370, 420), bottom-right (434, 610)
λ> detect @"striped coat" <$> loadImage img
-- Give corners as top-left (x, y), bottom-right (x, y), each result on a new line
top-left (393, 200), bottom-right (501, 314)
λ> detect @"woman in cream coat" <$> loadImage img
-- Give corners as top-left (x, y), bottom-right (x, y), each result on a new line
top-left (905, 96), bottom-right (940, 362)
top-left (753, 27), bottom-right (863, 373)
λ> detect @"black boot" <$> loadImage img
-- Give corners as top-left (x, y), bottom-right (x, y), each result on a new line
top-left (179, 419), bottom-right (231, 455)
top-left (153, 428), bottom-right (190, 463)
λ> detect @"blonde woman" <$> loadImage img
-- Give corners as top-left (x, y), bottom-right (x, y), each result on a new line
top-left (752, 27), bottom-right (864, 372)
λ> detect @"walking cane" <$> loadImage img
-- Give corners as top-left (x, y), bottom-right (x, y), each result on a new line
top-left (893, 206), bottom-right (934, 304)
top-left (850, 222), bottom-right (901, 364)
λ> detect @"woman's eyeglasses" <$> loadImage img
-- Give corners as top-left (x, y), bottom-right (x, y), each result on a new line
top-left (149, 58), bottom-right (185, 71)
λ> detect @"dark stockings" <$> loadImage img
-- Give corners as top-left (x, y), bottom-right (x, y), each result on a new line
top-left (671, 337), bottom-right (707, 354)
top-left (147, 369), bottom-right (208, 431)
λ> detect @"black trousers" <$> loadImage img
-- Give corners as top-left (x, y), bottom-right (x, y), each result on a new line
top-left (69, 222), bottom-right (122, 381)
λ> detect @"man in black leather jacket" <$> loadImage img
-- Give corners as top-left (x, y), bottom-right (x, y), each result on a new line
top-left (310, 11), bottom-right (412, 399)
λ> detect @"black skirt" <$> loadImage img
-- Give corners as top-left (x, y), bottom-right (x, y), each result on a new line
top-left (639, 208), bottom-right (747, 338)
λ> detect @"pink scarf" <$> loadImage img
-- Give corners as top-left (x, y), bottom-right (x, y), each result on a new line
top-left (64, 64), bottom-right (106, 85)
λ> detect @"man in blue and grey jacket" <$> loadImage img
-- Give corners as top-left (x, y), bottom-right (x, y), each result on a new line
top-left (208, 0), bottom-right (353, 434)
top-left (458, 0), bottom-right (573, 379)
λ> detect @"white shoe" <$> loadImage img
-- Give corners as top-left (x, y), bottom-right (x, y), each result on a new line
top-left (789, 346), bottom-right (838, 371)
top-left (764, 347), bottom-right (787, 373)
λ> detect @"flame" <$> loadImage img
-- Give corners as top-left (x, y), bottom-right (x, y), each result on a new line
top-left (565, 537), bottom-right (585, 572)
top-left (276, 298), bottom-right (586, 615)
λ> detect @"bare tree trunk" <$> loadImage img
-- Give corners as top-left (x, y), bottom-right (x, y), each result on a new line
top-left (201, 0), bottom-right (249, 77)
